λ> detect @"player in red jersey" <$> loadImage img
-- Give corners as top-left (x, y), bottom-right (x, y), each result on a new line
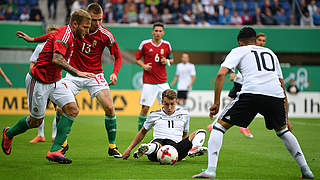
top-left (2, 9), bottom-right (95, 164)
top-left (136, 22), bottom-right (174, 131)
top-left (16, 3), bottom-right (123, 158)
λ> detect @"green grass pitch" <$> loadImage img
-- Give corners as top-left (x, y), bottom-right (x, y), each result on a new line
top-left (0, 115), bottom-right (319, 179)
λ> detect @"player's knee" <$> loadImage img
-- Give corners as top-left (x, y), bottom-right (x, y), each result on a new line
top-left (103, 104), bottom-right (114, 114)
top-left (63, 103), bottom-right (79, 117)
top-left (56, 107), bottom-right (63, 116)
top-left (275, 126), bottom-right (289, 137)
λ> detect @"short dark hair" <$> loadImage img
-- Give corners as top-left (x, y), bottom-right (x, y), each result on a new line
top-left (237, 27), bottom-right (256, 43)
top-left (162, 89), bottom-right (177, 100)
top-left (87, 3), bottom-right (103, 14)
top-left (153, 22), bottom-right (164, 29)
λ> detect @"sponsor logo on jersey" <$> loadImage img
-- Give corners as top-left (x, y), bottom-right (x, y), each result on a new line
top-left (149, 49), bottom-right (153, 52)
top-left (160, 49), bottom-right (164, 55)
top-left (33, 107), bottom-right (38, 112)
top-left (176, 114), bottom-right (182, 119)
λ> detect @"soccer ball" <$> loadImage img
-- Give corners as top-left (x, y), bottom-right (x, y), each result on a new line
top-left (157, 145), bottom-right (178, 165)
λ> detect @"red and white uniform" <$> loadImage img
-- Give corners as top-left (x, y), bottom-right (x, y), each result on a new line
top-left (33, 25), bottom-right (123, 98)
top-left (136, 39), bottom-right (172, 84)
top-left (26, 25), bottom-right (76, 119)
top-left (136, 39), bottom-right (173, 106)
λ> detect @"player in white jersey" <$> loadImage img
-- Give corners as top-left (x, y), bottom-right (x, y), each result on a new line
top-left (28, 25), bottom-right (62, 144)
top-left (122, 89), bottom-right (207, 162)
top-left (193, 27), bottom-right (314, 179)
top-left (170, 53), bottom-right (196, 108)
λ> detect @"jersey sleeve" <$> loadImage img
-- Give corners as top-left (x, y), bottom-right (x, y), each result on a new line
top-left (272, 52), bottom-right (283, 79)
top-left (33, 32), bottom-right (53, 42)
top-left (53, 31), bottom-right (71, 56)
top-left (29, 43), bottom-right (44, 63)
top-left (108, 42), bottom-right (123, 76)
top-left (191, 64), bottom-right (196, 76)
top-left (143, 114), bottom-right (155, 130)
top-left (136, 41), bottom-right (144, 60)
top-left (175, 64), bottom-right (180, 75)
top-left (221, 47), bottom-right (246, 72)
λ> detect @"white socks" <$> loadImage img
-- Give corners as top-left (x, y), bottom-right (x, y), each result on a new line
top-left (207, 122), bottom-right (225, 169)
top-left (277, 128), bottom-right (308, 168)
top-left (192, 129), bottom-right (206, 147)
top-left (52, 114), bottom-right (57, 139)
top-left (37, 120), bottom-right (44, 137)
top-left (145, 143), bottom-right (158, 155)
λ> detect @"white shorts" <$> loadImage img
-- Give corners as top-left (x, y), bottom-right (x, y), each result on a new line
top-left (63, 73), bottom-right (109, 98)
top-left (139, 83), bottom-right (170, 106)
top-left (26, 73), bottom-right (76, 119)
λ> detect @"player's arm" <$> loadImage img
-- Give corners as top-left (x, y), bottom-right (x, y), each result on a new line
top-left (188, 75), bottom-right (196, 89)
top-left (52, 52), bottom-right (95, 78)
top-left (122, 127), bottom-right (149, 160)
top-left (0, 67), bottom-right (12, 87)
top-left (136, 58), bottom-right (152, 71)
top-left (170, 75), bottom-right (178, 87)
top-left (210, 66), bottom-right (230, 119)
top-left (16, 31), bottom-right (52, 42)
top-left (279, 78), bottom-right (292, 131)
top-left (229, 72), bottom-right (236, 81)
top-left (108, 42), bottom-right (123, 86)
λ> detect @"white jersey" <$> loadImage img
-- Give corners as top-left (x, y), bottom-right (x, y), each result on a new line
top-left (221, 45), bottom-right (284, 98)
top-left (176, 62), bottom-right (196, 90)
top-left (233, 72), bottom-right (243, 85)
top-left (143, 108), bottom-right (190, 143)
top-left (29, 42), bottom-right (46, 63)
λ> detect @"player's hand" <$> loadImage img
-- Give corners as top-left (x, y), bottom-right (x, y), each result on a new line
top-left (122, 149), bottom-right (131, 160)
top-left (287, 119), bottom-right (293, 132)
top-left (187, 84), bottom-right (191, 89)
top-left (209, 104), bottom-right (220, 119)
top-left (77, 71), bottom-right (95, 78)
top-left (160, 57), bottom-right (167, 65)
top-left (143, 63), bottom-right (152, 71)
top-left (16, 31), bottom-right (34, 42)
top-left (108, 73), bottom-right (118, 86)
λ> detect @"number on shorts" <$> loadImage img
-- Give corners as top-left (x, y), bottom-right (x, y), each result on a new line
top-left (94, 74), bottom-right (106, 84)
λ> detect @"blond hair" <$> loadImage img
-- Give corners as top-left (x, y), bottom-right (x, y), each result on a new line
top-left (256, 32), bottom-right (266, 39)
top-left (70, 9), bottom-right (91, 24)
top-left (47, 24), bottom-right (58, 33)
top-left (87, 3), bottom-right (102, 14)
top-left (162, 89), bottom-right (177, 100)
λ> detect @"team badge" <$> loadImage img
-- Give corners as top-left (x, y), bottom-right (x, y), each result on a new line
top-left (176, 115), bottom-right (182, 119)
top-left (160, 49), bottom-right (164, 55)
top-left (149, 49), bottom-right (153, 52)
top-left (92, 40), bottom-right (97, 47)
top-left (33, 107), bottom-right (38, 112)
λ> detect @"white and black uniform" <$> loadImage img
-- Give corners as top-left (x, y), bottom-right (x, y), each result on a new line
top-left (143, 108), bottom-right (193, 161)
top-left (219, 45), bottom-right (286, 130)
top-left (175, 62), bottom-right (196, 99)
top-left (228, 73), bottom-right (243, 99)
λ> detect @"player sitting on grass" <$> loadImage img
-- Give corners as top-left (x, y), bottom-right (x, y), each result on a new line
top-left (122, 89), bottom-right (207, 162)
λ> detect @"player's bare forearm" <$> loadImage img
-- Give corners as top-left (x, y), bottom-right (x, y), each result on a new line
top-left (189, 76), bottom-right (196, 87)
top-left (170, 76), bottom-right (178, 86)
top-left (279, 78), bottom-right (292, 131)
top-left (214, 67), bottom-right (229, 104)
top-left (52, 52), bottom-right (79, 76)
top-left (127, 128), bottom-right (148, 151)
top-left (136, 59), bottom-right (144, 68)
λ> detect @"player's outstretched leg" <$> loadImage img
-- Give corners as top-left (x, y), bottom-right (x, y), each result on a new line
top-left (192, 167), bottom-right (216, 179)
top-left (188, 129), bottom-right (207, 157)
top-left (276, 127), bottom-right (314, 179)
top-left (105, 115), bottom-right (122, 158)
top-left (133, 142), bottom-right (160, 159)
top-left (2, 116), bottom-right (31, 155)
top-left (138, 114), bottom-right (147, 131)
top-left (240, 127), bottom-right (253, 138)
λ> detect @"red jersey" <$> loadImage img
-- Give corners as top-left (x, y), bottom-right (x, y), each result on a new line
top-left (31, 25), bottom-right (74, 83)
top-left (70, 25), bottom-right (122, 75)
top-left (136, 39), bottom-right (173, 84)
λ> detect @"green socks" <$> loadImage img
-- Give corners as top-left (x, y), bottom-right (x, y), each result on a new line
top-left (50, 114), bottom-right (75, 152)
top-left (105, 115), bottom-right (117, 145)
top-left (5, 116), bottom-right (30, 139)
top-left (138, 114), bottom-right (147, 131)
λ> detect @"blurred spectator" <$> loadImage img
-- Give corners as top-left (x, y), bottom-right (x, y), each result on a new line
top-left (124, 0), bottom-right (138, 23)
top-left (30, 4), bottom-right (44, 22)
top-left (20, 8), bottom-right (29, 22)
top-left (135, 0), bottom-right (145, 14)
top-left (230, 11), bottom-right (242, 25)
top-left (88, 0), bottom-right (103, 8)
top-left (252, 8), bottom-right (262, 25)
top-left (287, 80), bottom-right (299, 94)
top-left (241, 9), bottom-right (253, 25)
top-left (313, 7), bottom-right (320, 25)
top-left (3, 0), bottom-right (17, 18)
top-left (289, 13), bottom-right (298, 26)
top-left (157, 0), bottom-right (169, 14)
top-left (65, 0), bottom-right (73, 23)
top-left (72, 0), bottom-right (86, 12)
top-left (139, 6), bottom-right (152, 24)
top-left (261, 8), bottom-right (276, 25)
top-left (104, 0), bottom-right (112, 10)
top-left (113, 0), bottom-right (124, 23)
top-left (48, 0), bottom-right (58, 19)
top-left (105, 6), bottom-right (115, 23)
top-left (300, 11), bottom-right (314, 27)
top-left (270, 0), bottom-right (282, 15)
top-left (0, 5), bottom-right (4, 20)
top-left (274, 8), bottom-right (287, 25)
top-left (146, 0), bottom-right (159, 6)
top-left (298, 0), bottom-right (308, 14)
top-left (183, 9), bottom-right (195, 24)
top-left (218, 8), bottom-right (231, 25)
top-left (180, 0), bottom-right (193, 14)
top-left (192, 0), bottom-right (204, 22)
top-left (170, 0), bottom-right (181, 23)
top-left (307, 0), bottom-right (317, 16)
top-left (197, 17), bottom-right (210, 26)
top-left (161, 8), bottom-right (172, 24)
top-left (216, 0), bottom-right (224, 16)
top-left (204, 0), bottom-right (217, 24)
top-left (4, 6), bottom-right (16, 20)
top-left (151, 8), bottom-right (160, 23)
top-left (260, 0), bottom-right (271, 15)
